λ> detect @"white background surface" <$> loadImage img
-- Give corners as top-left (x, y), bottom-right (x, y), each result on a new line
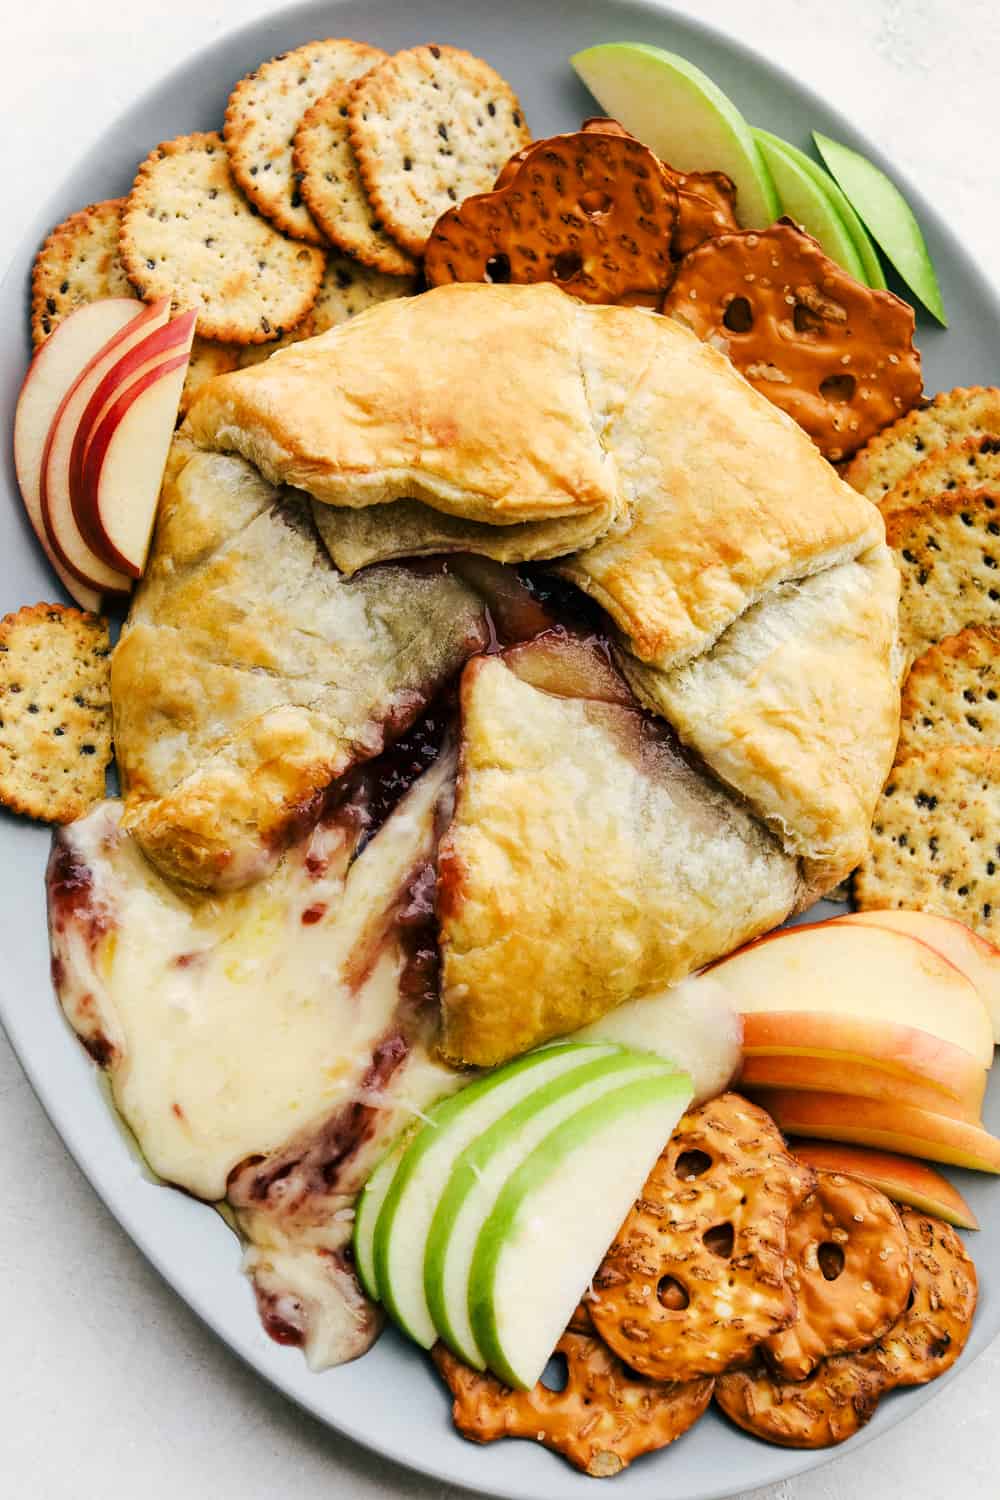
top-left (3, 1), bottom-right (998, 1496)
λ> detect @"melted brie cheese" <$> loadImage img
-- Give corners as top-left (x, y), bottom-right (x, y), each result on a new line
top-left (50, 758), bottom-right (460, 1204)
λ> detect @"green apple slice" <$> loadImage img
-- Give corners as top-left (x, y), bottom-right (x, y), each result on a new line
top-left (469, 1069), bottom-right (692, 1389)
top-left (570, 42), bottom-right (779, 227)
top-left (370, 1042), bottom-right (622, 1346)
top-left (752, 129), bottom-right (866, 281)
top-left (813, 131), bottom-right (946, 325)
top-left (753, 129), bottom-right (885, 288)
top-left (424, 1050), bottom-right (678, 1368)
top-left (353, 1130), bottom-right (413, 1302)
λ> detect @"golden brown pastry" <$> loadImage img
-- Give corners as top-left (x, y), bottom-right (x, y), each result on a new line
top-left (620, 546), bottom-right (902, 892)
top-left (113, 438), bottom-right (487, 889)
top-left (436, 636), bottom-right (803, 1066)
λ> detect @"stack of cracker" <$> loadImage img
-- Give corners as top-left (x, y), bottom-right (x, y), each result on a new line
top-left (847, 388), bottom-right (1000, 937)
top-left (30, 40), bottom-right (530, 413)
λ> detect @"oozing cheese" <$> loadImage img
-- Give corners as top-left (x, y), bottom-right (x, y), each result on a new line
top-left (50, 758), bottom-right (460, 1204)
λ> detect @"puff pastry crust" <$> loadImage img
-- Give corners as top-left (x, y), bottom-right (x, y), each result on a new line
top-left (114, 439), bottom-right (487, 889)
top-left (620, 546), bottom-right (902, 893)
top-left (437, 641), bottom-right (803, 1067)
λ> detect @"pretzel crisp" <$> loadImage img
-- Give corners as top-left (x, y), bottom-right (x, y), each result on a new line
top-left (715, 1352), bottom-right (888, 1449)
top-left (424, 129), bottom-right (678, 306)
top-left (870, 1208), bottom-right (978, 1387)
top-left (590, 1093), bottom-right (815, 1381)
top-left (662, 221), bottom-right (923, 461)
top-left (432, 1334), bottom-right (714, 1477)
top-left (763, 1171), bottom-right (913, 1381)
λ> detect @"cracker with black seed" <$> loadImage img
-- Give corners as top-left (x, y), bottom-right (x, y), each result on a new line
top-left (878, 433), bottom-right (1000, 518)
top-left (855, 744), bottom-right (1000, 940)
top-left (294, 80), bottom-right (417, 275)
top-left (121, 132), bottom-right (326, 343)
top-left (31, 199), bottom-right (137, 346)
top-left (224, 38), bottom-right (384, 245)
top-left (348, 44), bottom-right (531, 256)
top-left (886, 488), bottom-right (1000, 659)
top-left (0, 604), bottom-right (111, 824)
top-left (236, 313), bottom-right (316, 368)
top-left (898, 626), bottom-right (1000, 755)
top-left (310, 250), bottom-right (416, 333)
top-left (845, 387), bottom-right (1000, 504)
top-left (179, 336), bottom-right (242, 415)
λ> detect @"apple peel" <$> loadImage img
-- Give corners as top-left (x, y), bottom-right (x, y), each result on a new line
top-left (791, 1141), bottom-right (979, 1231)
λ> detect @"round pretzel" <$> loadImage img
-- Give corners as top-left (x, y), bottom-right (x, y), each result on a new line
top-left (424, 130), bottom-right (678, 307)
top-left (662, 221), bottom-right (923, 461)
top-left (715, 1352), bottom-right (888, 1449)
top-left (590, 1093), bottom-right (815, 1381)
top-left (763, 1171), bottom-right (913, 1380)
top-left (871, 1208), bottom-right (978, 1386)
top-left (432, 1333), bottom-right (713, 1477)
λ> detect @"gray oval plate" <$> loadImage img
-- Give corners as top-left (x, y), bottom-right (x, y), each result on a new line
top-left (1, 2), bottom-right (997, 1496)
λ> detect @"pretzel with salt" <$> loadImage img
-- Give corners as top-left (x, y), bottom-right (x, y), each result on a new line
top-left (870, 1208), bottom-right (977, 1386)
top-left (590, 1093), bottom-right (815, 1382)
top-left (432, 1333), bottom-right (714, 1477)
top-left (763, 1171), bottom-right (912, 1380)
top-left (662, 221), bottom-right (923, 461)
top-left (424, 129), bottom-right (678, 306)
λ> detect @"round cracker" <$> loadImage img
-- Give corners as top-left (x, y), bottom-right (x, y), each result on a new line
top-left (179, 336), bottom-right (242, 416)
top-left (310, 250), bottom-right (416, 334)
top-left (120, 132), bottom-right (326, 344)
top-left (31, 198), bottom-right (137, 346)
top-left (294, 82), bottom-right (417, 276)
top-left (224, 38), bottom-right (384, 245)
top-left (879, 433), bottom-right (1000, 518)
top-left (845, 386), bottom-right (1000, 503)
top-left (348, 44), bottom-right (531, 256)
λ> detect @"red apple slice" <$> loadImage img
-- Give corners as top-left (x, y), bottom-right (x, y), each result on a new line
top-left (740, 1010), bottom-right (987, 1111)
top-left (13, 299), bottom-right (139, 608)
top-left (706, 919), bottom-right (995, 1068)
top-left (78, 334), bottom-right (195, 577)
top-left (40, 297), bottom-right (170, 593)
top-left (790, 1140), bottom-right (978, 1230)
top-left (841, 909), bottom-right (1000, 1045)
top-left (750, 1087), bottom-right (1000, 1173)
top-left (738, 1048), bottom-right (985, 1124)
top-left (69, 310), bottom-right (197, 559)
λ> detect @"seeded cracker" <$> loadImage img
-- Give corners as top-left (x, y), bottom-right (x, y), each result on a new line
top-left (0, 605), bottom-right (111, 824)
top-left (179, 337), bottom-right (242, 415)
top-left (348, 44), bottom-right (531, 256)
top-left (224, 38), bottom-right (385, 245)
top-left (897, 626), bottom-right (1000, 755)
top-left (121, 132), bottom-right (325, 344)
top-left (294, 81), bottom-right (417, 276)
top-left (31, 199), bottom-right (137, 346)
top-left (855, 744), bottom-right (1000, 937)
top-left (877, 432), bottom-right (1000, 519)
top-left (885, 488), bottom-right (1000, 659)
top-left (309, 250), bottom-right (416, 333)
top-left (845, 386), bottom-right (1000, 503)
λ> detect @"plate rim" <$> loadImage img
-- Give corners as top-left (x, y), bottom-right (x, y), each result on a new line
top-left (1, 2), bottom-right (997, 1497)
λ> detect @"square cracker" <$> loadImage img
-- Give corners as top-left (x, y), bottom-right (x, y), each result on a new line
top-left (898, 626), bottom-right (1000, 755)
top-left (0, 604), bottom-right (112, 824)
top-left (855, 745), bottom-right (1000, 940)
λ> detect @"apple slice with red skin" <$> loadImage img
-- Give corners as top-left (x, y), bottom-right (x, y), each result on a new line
top-left (706, 918), bottom-right (995, 1069)
top-left (68, 310), bottom-right (196, 553)
top-left (40, 297), bottom-right (170, 594)
top-left (78, 324), bottom-right (195, 577)
top-left (749, 1088), bottom-right (1000, 1173)
top-left (739, 1049), bottom-right (985, 1125)
top-left (790, 1140), bottom-right (978, 1230)
top-left (839, 909), bottom-right (1000, 1046)
top-left (13, 298), bottom-right (139, 609)
top-left (740, 1010), bottom-right (987, 1113)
